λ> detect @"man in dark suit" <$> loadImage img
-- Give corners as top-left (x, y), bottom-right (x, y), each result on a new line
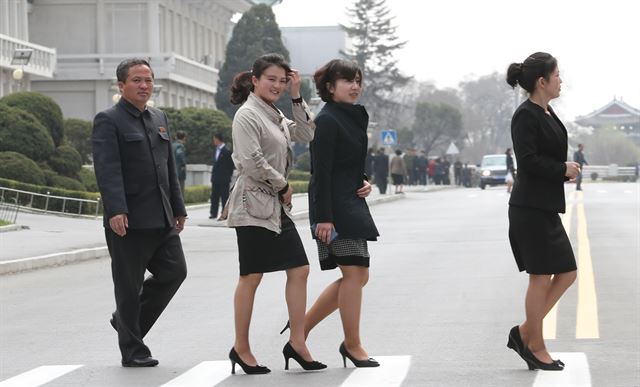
top-left (92, 58), bottom-right (187, 368)
top-left (373, 147), bottom-right (389, 194)
top-left (573, 143), bottom-right (588, 191)
top-left (209, 133), bottom-right (234, 220)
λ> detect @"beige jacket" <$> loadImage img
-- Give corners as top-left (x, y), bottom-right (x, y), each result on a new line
top-left (226, 92), bottom-right (315, 233)
top-left (390, 155), bottom-right (407, 175)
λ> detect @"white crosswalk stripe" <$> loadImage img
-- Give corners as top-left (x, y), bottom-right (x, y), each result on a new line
top-left (0, 365), bottom-right (83, 387)
top-left (340, 356), bottom-right (411, 387)
top-left (532, 352), bottom-right (591, 387)
top-left (160, 361), bottom-right (230, 387)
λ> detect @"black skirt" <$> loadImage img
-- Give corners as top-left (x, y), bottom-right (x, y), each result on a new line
top-left (235, 211), bottom-right (309, 276)
top-left (391, 173), bottom-right (404, 185)
top-left (508, 205), bottom-right (577, 275)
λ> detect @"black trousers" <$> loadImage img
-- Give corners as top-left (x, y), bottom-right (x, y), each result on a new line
top-left (210, 181), bottom-right (230, 217)
top-left (105, 227), bottom-right (187, 362)
top-left (375, 174), bottom-right (388, 194)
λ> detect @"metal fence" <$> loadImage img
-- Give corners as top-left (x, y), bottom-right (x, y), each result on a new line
top-left (0, 196), bottom-right (19, 224)
top-left (0, 186), bottom-right (101, 218)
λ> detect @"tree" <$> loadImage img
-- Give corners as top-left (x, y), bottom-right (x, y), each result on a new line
top-left (341, 0), bottom-right (410, 126)
top-left (412, 102), bottom-right (463, 156)
top-left (0, 104), bottom-right (55, 161)
top-left (0, 91), bottom-right (65, 147)
top-left (48, 145), bottom-right (83, 178)
top-left (162, 107), bottom-right (232, 164)
top-left (64, 118), bottom-right (92, 164)
top-left (215, 4), bottom-right (290, 119)
top-left (575, 127), bottom-right (640, 165)
top-left (0, 151), bottom-right (46, 185)
top-left (459, 72), bottom-right (517, 161)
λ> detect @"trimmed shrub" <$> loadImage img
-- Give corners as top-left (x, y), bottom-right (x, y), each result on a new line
top-left (183, 185), bottom-right (211, 204)
top-left (0, 151), bottom-right (46, 185)
top-left (0, 177), bottom-right (100, 215)
top-left (64, 118), bottom-right (93, 164)
top-left (0, 104), bottom-right (55, 161)
top-left (288, 169), bottom-right (310, 181)
top-left (79, 167), bottom-right (99, 192)
top-left (44, 169), bottom-right (86, 191)
top-left (48, 145), bottom-right (83, 177)
top-left (0, 92), bottom-right (65, 147)
top-left (290, 180), bottom-right (308, 194)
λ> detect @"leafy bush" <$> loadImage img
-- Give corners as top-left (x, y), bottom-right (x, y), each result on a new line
top-left (288, 169), bottom-right (310, 181)
top-left (0, 177), bottom-right (100, 215)
top-left (0, 92), bottom-right (64, 147)
top-left (161, 107), bottom-right (232, 164)
top-left (289, 180), bottom-right (308, 194)
top-left (48, 145), bottom-right (83, 177)
top-left (44, 169), bottom-right (86, 191)
top-left (183, 185), bottom-right (211, 204)
top-left (0, 151), bottom-right (46, 185)
top-left (0, 104), bottom-right (55, 161)
top-left (79, 168), bottom-right (99, 192)
top-left (64, 118), bottom-right (92, 164)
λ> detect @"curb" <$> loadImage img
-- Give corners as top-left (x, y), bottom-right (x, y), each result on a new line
top-left (0, 246), bottom-right (109, 275)
top-left (0, 224), bottom-right (26, 233)
top-left (1, 191), bottom-right (413, 274)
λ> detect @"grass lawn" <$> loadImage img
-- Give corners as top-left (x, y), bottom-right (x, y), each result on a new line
top-left (0, 219), bottom-right (12, 226)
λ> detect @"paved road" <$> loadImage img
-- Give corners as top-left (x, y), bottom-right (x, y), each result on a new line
top-left (0, 183), bottom-right (638, 386)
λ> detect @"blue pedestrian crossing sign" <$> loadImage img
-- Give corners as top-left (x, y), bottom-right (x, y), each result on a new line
top-left (380, 130), bottom-right (397, 146)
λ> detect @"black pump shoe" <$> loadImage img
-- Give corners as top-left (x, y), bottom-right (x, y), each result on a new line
top-left (228, 348), bottom-right (270, 375)
top-left (339, 342), bottom-right (379, 368)
top-left (283, 342), bottom-right (327, 371)
top-left (520, 346), bottom-right (564, 371)
top-left (507, 325), bottom-right (524, 354)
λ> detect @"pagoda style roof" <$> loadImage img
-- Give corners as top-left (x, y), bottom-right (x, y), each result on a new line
top-left (575, 98), bottom-right (640, 127)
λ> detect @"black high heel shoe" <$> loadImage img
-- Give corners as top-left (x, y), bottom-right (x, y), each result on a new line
top-left (506, 325), bottom-right (524, 354)
top-left (520, 346), bottom-right (564, 371)
top-left (279, 321), bottom-right (290, 335)
top-left (339, 342), bottom-right (379, 368)
top-left (283, 342), bottom-right (327, 371)
top-left (228, 347), bottom-right (271, 375)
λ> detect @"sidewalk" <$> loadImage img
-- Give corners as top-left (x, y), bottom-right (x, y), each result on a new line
top-left (0, 185), bottom-right (454, 274)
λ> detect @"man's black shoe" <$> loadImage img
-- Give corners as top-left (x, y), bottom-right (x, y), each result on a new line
top-left (122, 357), bottom-right (159, 367)
top-left (109, 313), bottom-right (117, 331)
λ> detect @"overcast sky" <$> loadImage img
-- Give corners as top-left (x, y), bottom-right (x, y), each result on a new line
top-left (272, 0), bottom-right (640, 121)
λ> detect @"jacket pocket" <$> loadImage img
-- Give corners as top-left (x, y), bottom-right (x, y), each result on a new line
top-left (124, 132), bottom-right (144, 142)
top-left (242, 186), bottom-right (276, 220)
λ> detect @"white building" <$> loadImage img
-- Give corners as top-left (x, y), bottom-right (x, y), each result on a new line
top-left (27, 0), bottom-right (252, 120)
top-left (0, 0), bottom-right (56, 98)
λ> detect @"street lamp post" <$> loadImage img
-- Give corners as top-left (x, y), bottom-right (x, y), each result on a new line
top-left (11, 48), bottom-right (33, 91)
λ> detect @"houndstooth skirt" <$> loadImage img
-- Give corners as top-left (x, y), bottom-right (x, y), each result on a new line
top-left (316, 238), bottom-right (370, 271)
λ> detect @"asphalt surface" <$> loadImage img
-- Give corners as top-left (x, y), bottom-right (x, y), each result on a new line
top-left (0, 182), bottom-right (638, 386)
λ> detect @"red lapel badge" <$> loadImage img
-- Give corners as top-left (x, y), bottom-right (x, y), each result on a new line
top-left (159, 127), bottom-right (167, 133)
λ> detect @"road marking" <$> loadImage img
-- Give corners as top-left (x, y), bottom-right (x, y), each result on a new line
top-left (623, 190), bottom-right (632, 194)
top-left (340, 356), bottom-right (411, 387)
top-left (544, 192), bottom-right (576, 339)
top-left (160, 361), bottom-right (229, 387)
top-left (575, 192), bottom-right (600, 339)
top-left (532, 352), bottom-right (591, 386)
top-left (596, 190), bottom-right (607, 193)
top-left (0, 365), bottom-right (83, 387)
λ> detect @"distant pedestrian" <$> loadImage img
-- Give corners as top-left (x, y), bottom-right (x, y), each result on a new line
top-left (172, 130), bottom-right (187, 194)
top-left (417, 151), bottom-right (428, 185)
top-left (462, 162), bottom-right (472, 187)
top-left (209, 133), bottom-right (234, 220)
top-left (92, 58), bottom-right (187, 368)
top-left (454, 160), bottom-right (462, 186)
top-left (225, 53), bottom-right (324, 374)
top-left (373, 148), bottom-right (389, 194)
top-left (390, 149), bottom-right (407, 193)
top-left (505, 52), bottom-right (580, 371)
top-left (305, 58), bottom-right (380, 369)
top-left (427, 158), bottom-right (436, 184)
top-left (433, 158), bottom-right (444, 185)
top-left (573, 144), bottom-right (588, 191)
top-left (442, 157), bottom-right (451, 185)
top-left (506, 148), bottom-right (515, 193)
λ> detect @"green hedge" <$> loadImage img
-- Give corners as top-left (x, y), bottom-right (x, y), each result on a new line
top-left (288, 170), bottom-right (310, 181)
top-left (0, 151), bottom-right (46, 185)
top-left (602, 175), bottom-right (638, 182)
top-left (183, 185), bottom-right (210, 204)
top-left (79, 168), bottom-right (99, 192)
top-left (0, 92), bottom-right (65, 147)
top-left (0, 177), bottom-right (100, 215)
top-left (290, 180), bottom-right (308, 194)
top-left (44, 170), bottom-right (86, 191)
top-left (48, 145), bottom-right (83, 177)
top-left (64, 118), bottom-right (92, 164)
top-left (0, 104), bottom-right (55, 161)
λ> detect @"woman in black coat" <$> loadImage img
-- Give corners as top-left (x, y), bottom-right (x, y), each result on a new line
top-left (304, 59), bottom-right (380, 367)
top-left (505, 52), bottom-right (581, 371)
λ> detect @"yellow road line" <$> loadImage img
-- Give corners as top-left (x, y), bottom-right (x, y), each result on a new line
top-left (575, 191), bottom-right (600, 339)
top-left (544, 191), bottom-right (575, 339)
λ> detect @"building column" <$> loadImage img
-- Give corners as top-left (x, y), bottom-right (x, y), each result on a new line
top-left (148, 0), bottom-right (161, 57)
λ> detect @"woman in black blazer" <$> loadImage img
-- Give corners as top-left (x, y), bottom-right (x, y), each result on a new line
top-left (505, 52), bottom-right (581, 371)
top-left (304, 59), bottom-right (380, 367)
